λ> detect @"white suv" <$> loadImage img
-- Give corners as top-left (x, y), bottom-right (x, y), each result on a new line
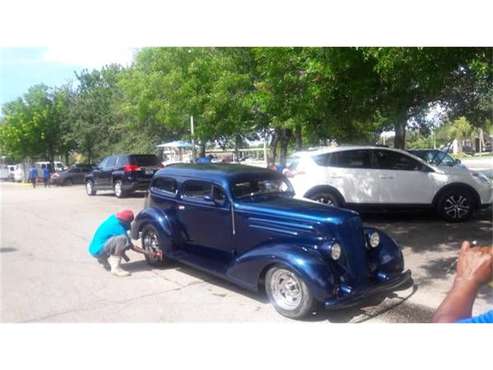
top-left (285, 146), bottom-right (492, 222)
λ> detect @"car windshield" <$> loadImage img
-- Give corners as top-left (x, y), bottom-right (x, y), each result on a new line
top-left (130, 155), bottom-right (160, 167)
top-left (412, 150), bottom-right (456, 166)
top-left (232, 177), bottom-right (293, 200)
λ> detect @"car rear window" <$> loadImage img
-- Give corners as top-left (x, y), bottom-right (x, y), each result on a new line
top-left (129, 155), bottom-right (160, 167)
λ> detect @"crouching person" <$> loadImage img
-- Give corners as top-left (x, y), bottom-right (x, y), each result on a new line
top-left (88, 209), bottom-right (161, 277)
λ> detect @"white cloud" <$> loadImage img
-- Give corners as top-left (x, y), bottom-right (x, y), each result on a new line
top-left (41, 47), bottom-right (136, 68)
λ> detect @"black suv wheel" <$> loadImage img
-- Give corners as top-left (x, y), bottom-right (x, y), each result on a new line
top-left (86, 180), bottom-right (96, 195)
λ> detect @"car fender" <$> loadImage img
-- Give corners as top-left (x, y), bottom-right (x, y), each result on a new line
top-left (363, 227), bottom-right (405, 274)
top-left (432, 182), bottom-right (481, 209)
top-left (131, 207), bottom-right (176, 254)
top-left (226, 241), bottom-right (337, 301)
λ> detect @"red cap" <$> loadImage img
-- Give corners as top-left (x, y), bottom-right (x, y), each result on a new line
top-left (116, 209), bottom-right (134, 223)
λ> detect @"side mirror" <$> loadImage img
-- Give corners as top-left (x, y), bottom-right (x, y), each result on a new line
top-left (203, 195), bottom-right (215, 203)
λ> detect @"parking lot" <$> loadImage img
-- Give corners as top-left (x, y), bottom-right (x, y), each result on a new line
top-left (1, 182), bottom-right (491, 323)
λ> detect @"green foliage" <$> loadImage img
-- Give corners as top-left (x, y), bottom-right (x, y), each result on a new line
top-left (0, 85), bottom-right (71, 162)
top-left (1, 48), bottom-right (491, 163)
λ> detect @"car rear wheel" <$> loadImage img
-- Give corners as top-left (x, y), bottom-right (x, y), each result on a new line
top-left (141, 225), bottom-right (167, 267)
top-left (265, 266), bottom-right (315, 319)
top-left (114, 180), bottom-right (125, 198)
top-left (309, 190), bottom-right (341, 208)
top-left (86, 180), bottom-right (96, 195)
top-left (436, 188), bottom-right (475, 222)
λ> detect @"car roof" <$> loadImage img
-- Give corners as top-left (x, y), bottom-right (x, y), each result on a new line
top-left (290, 145), bottom-right (410, 157)
top-left (157, 163), bottom-right (281, 183)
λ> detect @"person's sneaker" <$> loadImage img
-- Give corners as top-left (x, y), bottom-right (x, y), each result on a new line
top-left (107, 256), bottom-right (131, 277)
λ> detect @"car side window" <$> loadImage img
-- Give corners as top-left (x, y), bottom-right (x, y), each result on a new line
top-left (98, 157), bottom-right (108, 169)
top-left (182, 181), bottom-right (212, 199)
top-left (212, 185), bottom-right (226, 206)
top-left (373, 150), bottom-right (424, 171)
top-left (115, 156), bottom-right (127, 168)
top-left (104, 156), bottom-right (117, 170)
top-left (70, 168), bottom-right (81, 173)
top-left (332, 150), bottom-right (371, 169)
top-left (152, 177), bottom-right (177, 195)
top-left (313, 153), bottom-right (333, 166)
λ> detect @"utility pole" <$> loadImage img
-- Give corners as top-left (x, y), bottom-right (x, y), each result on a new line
top-left (190, 115), bottom-right (196, 161)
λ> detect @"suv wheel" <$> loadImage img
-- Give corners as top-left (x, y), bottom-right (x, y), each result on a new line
top-left (86, 180), bottom-right (96, 195)
top-left (309, 190), bottom-right (341, 207)
top-left (141, 225), bottom-right (167, 267)
top-left (436, 188), bottom-right (474, 222)
top-left (114, 180), bottom-right (125, 198)
top-left (265, 266), bottom-right (316, 319)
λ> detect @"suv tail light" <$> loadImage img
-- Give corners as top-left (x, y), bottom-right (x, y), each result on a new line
top-left (123, 164), bottom-right (141, 173)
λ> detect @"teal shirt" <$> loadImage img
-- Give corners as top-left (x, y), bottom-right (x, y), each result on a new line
top-left (88, 214), bottom-right (129, 257)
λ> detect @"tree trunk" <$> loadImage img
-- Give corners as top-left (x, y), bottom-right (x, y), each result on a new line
top-left (295, 125), bottom-right (302, 150)
top-left (199, 141), bottom-right (206, 157)
top-left (234, 135), bottom-right (241, 161)
top-left (394, 115), bottom-right (408, 149)
top-left (270, 130), bottom-right (279, 163)
top-left (279, 128), bottom-right (292, 167)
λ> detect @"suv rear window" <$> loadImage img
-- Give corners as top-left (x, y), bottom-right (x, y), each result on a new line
top-left (129, 155), bottom-right (160, 167)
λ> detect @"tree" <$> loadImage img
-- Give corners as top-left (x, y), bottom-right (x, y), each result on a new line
top-left (360, 47), bottom-right (490, 149)
top-left (0, 85), bottom-right (70, 162)
top-left (69, 65), bottom-right (124, 163)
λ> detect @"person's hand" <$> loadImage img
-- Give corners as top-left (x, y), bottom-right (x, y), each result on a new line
top-left (148, 250), bottom-right (163, 260)
top-left (455, 241), bottom-right (493, 288)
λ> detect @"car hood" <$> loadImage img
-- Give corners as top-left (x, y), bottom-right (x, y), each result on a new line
top-left (235, 196), bottom-right (360, 224)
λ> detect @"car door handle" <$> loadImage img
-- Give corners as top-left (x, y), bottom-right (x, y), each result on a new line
top-left (379, 175), bottom-right (394, 179)
top-left (178, 205), bottom-right (186, 210)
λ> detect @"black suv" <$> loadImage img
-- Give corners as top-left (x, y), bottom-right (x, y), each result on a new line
top-left (85, 154), bottom-right (161, 198)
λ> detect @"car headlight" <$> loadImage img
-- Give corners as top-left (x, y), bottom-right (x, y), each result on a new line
top-left (330, 242), bottom-right (342, 260)
top-left (472, 172), bottom-right (491, 185)
top-left (368, 232), bottom-right (380, 248)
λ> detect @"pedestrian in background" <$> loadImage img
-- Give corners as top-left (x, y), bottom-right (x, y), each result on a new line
top-left (28, 164), bottom-right (37, 188)
top-left (42, 164), bottom-right (50, 187)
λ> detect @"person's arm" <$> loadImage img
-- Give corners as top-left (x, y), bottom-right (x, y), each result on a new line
top-left (130, 244), bottom-right (163, 259)
top-left (432, 241), bottom-right (493, 323)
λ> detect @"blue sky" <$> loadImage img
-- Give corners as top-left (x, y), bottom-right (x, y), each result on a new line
top-left (0, 47), bottom-right (135, 108)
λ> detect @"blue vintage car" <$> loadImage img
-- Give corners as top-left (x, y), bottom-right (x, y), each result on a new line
top-left (131, 163), bottom-right (412, 319)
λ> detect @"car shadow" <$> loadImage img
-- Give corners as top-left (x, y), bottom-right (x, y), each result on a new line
top-left (123, 259), bottom-right (424, 322)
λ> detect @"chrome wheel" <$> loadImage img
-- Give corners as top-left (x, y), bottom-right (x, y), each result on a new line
top-left (114, 181), bottom-right (122, 197)
top-left (86, 181), bottom-right (95, 195)
top-left (443, 194), bottom-right (470, 220)
top-left (316, 195), bottom-right (335, 206)
top-left (269, 269), bottom-right (303, 310)
top-left (141, 226), bottom-right (165, 266)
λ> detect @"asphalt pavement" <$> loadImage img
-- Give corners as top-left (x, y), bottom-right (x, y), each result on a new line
top-left (1, 182), bottom-right (491, 323)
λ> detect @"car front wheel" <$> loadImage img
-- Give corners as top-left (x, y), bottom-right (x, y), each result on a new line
top-left (86, 180), bottom-right (96, 195)
top-left (436, 188), bottom-right (475, 222)
top-left (265, 266), bottom-right (316, 319)
top-left (141, 225), bottom-right (167, 267)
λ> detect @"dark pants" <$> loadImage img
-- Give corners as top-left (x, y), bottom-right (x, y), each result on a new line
top-left (43, 177), bottom-right (49, 187)
top-left (30, 178), bottom-right (36, 188)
